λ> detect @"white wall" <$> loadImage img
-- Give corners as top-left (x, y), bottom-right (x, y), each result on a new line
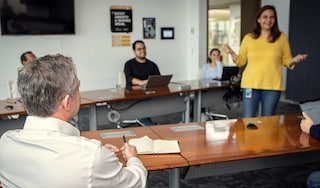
top-left (261, 0), bottom-right (290, 34)
top-left (0, 0), bottom-right (207, 99)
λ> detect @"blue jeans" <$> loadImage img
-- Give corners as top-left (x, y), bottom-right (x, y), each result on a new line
top-left (242, 88), bottom-right (281, 118)
top-left (307, 171), bottom-right (320, 188)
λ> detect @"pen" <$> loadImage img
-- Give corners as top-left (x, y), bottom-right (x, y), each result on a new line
top-left (297, 115), bottom-right (305, 119)
top-left (122, 135), bottom-right (127, 143)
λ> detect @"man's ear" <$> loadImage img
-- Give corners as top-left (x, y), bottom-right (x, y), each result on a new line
top-left (61, 94), bottom-right (72, 111)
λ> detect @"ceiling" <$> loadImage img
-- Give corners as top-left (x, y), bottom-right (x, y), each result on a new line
top-left (208, 0), bottom-right (240, 21)
top-left (208, 0), bottom-right (240, 9)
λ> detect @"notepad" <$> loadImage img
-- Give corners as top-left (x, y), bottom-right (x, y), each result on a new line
top-left (128, 135), bottom-right (180, 154)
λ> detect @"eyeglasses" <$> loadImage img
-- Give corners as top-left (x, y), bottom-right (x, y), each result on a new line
top-left (135, 47), bottom-right (146, 51)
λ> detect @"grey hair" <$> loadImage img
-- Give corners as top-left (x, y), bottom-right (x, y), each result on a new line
top-left (18, 54), bottom-right (79, 117)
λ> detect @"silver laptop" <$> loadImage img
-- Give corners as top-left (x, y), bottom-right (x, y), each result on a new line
top-left (300, 100), bottom-right (320, 125)
top-left (145, 74), bottom-right (173, 88)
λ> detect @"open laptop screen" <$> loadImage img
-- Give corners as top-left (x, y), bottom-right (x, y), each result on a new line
top-left (219, 66), bottom-right (239, 81)
top-left (145, 75), bottom-right (173, 88)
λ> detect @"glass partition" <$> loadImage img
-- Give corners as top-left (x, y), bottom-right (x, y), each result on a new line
top-left (208, 0), bottom-right (240, 66)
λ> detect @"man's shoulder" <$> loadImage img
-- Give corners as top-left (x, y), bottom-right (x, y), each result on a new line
top-left (145, 58), bottom-right (157, 65)
top-left (0, 129), bottom-right (21, 140)
top-left (125, 58), bottom-right (136, 64)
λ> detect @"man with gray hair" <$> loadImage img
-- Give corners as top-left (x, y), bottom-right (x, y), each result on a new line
top-left (0, 54), bottom-right (147, 187)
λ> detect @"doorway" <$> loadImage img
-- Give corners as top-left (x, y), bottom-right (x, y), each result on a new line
top-left (208, 0), bottom-right (240, 66)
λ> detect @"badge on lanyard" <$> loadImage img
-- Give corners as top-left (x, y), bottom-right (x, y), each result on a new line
top-left (245, 88), bottom-right (252, 98)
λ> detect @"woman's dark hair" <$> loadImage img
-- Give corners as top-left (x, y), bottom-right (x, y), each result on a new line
top-left (251, 5), bottom-right (281, 43)
top-left (207, 48), bottom-right (221, 63)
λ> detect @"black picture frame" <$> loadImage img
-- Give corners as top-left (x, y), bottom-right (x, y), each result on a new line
top-left (110, 6), bottom-right (133, 33)
top-left (161, 27), bottom-right (174, 39)
top-left (143, 17), bottom-right (156, 39)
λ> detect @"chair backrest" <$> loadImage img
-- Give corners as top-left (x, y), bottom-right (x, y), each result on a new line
top-left (8, 80), bottom-right (14, 99)
top-left (8, 80), bottom-right (21, 99)
top-left (7, 81), bottom-right (21, 119)
top-left (117, 71), bottom-right (126, 88)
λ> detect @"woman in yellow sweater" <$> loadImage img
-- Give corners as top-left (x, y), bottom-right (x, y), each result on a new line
top-left (224, 5), bottom-right (307, 118)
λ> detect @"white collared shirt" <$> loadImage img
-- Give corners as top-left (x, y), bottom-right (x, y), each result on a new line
top-left (0, 116), bottom-right (147, 188)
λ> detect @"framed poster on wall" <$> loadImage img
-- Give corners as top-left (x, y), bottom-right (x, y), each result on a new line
top-left (161, 27), bottom-right (174, 39)
top-left (110, 6), bottom-right (132, 32)
top-left (143, 18), bottom-right (156, 39)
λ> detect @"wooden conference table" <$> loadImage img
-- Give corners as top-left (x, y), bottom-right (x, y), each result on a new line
top-left (81, 114), bottom-right (320, 188)
top-left (0, 98), bottom-right (94, 117)
top-left (0, 99), bottom-right (26, 117)
top-left (80, 83), bottom-right (192, 130)
top-left (80, 79), bottom-right (233, 130)
top-left (81, 126), bottom-right (188, 188)
top-left (80, 79), bottom-right (232, 130)
top-left (173, 79), bottom-right (234, 121)
top-left (0, 79), bottom-right (233, 130)
top-left (0, 85), bottom-right (189, 130)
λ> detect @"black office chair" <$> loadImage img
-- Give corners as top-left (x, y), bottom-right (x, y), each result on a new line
top-left (222, 75), bottom-right (242, 110)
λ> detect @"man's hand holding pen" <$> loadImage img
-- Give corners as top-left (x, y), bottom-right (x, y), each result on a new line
top-left (121, 135), bottom-right (138, 161)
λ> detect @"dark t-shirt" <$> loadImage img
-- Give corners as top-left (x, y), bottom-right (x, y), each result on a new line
top-left (310, 124), bottom-right (320, 140)
top-left (124, 58), bottom-right (161, 86)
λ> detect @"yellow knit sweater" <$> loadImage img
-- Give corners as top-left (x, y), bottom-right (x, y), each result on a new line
top-left (236, 32), bottom-right (294, 91)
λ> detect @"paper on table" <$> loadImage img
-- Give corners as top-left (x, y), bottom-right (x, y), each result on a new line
top-left (128, 135), bottom-right (180, 154)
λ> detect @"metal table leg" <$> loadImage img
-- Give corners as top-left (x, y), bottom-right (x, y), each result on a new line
top-left (89, 105), bottom-right (97, 131)
top-left (169, 168), bottom-right (180, 188)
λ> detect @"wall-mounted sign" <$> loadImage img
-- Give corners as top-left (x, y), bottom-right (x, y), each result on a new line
top-left (110, 6), bottom-right (132, 33)
top-left (112, 35), bottom-right (131, 47)
top-left (161, 27), bottom-right (174, 40)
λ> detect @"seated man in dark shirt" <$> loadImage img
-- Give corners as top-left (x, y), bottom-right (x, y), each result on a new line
top-left (300, 112), bottom-right (320, 188)
top-left (124, 40), bottom-right (160, 87)
top-left (123, 40), bottom-right (160, 125)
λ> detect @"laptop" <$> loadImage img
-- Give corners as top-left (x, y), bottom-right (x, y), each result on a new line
top-left (300, 99), bottom-right (320, 125)
top-left (215, 66), bottom-right (239, 81)
top-left (144, 74), bottom-right (173, 88)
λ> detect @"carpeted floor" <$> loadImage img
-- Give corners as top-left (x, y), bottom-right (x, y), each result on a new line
top-left (147, 162), bottom-right (319, 188)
